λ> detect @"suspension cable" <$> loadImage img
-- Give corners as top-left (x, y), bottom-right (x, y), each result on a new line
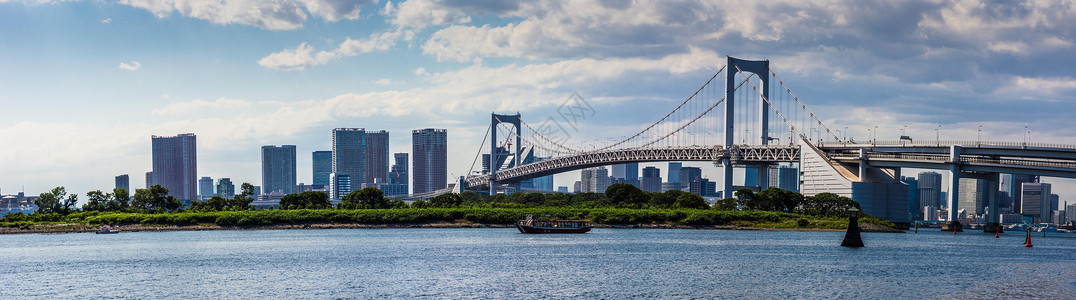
top-left (769, 68), bottom-right (842, 142)
top-left (467, 123), bottom-right (493, 176)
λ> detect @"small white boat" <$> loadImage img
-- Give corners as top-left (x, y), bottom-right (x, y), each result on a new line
top-left (96, 225), bottom-right (119, 234)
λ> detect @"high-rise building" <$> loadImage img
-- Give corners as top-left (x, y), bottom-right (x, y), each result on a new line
top-left (918, 172), bottom-right (943, 209)
top-left (1021, 182), bottom-right (1051, 222)
top-left (1002, 174), bottom-right (1039, 211)
top-left (679, 167), bottom-right (702, 185)
top-left (365, 130), bottom-right (390, 185)
top-left (115, 174), bottom-right (129, 191)
top-left (902, 176), bottom-right (920, 220)
top-left (312, 151), bottom-right (332, 186)
top-left (413, 128), bottom-right (447, 194)
top-left (958, 178), bottom-right (988, 217)
top-left (330, 173), bottom-right (352, 200)
top-left (667, 162), bottom-right (682, 184)
top-left (642, 166), bottom-right (662, 193)
top-left (262, 145), bottom-right (297, 196)
top-left (771, 166), bottom-right (799, 192)
top-left (390, 153), bottom-right (409, 193)
top-left (611, 163), bottom-right (639, 183)
top-left (689, 178), bottom-right (716, 197)
top-left (333, 128), bottom-right (368, 186)
top-left (580, 167), bottom-right (611, 193)
top-left (151, 133), bottom-right (197, 201)
top-left (1066, 203), bottom-right (1076, 223)
top-left (145, 171), bottom-right (153, 189)
top-left (216, 178), bottom-right (235, 199)
top-left (198, 176), bottom-right (214, 200)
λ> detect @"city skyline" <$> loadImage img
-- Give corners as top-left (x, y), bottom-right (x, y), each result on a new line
top-left (3, 1), bottom-right (1076, 205)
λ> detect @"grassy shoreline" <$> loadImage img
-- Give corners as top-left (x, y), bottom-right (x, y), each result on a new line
top-left (0, 208), bottom-right (901, 234)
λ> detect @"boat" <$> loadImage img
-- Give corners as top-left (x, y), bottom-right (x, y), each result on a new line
top-left (516, 215), bottom-right (592, 234)
top-left (96, 225), bottom-right (119, 234)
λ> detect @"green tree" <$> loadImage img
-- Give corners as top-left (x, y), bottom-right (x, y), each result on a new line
top-left (82, 190), bottom-right (111, 211)
top-left (113, 188), bottom-right (130, 210)
top-left (427, 193), bottom-right (462, 208)
top-left (341, 187), bottom-right (388, 209)
top-left (35, 186), bottom-right (78, 214)
top-left (132, 185), bottom-right (181, 213)
top-left (674, 193), bottom-right (710, 209)
top-left (224, 183), bottom-right (256, 211)
top-left (734, 188), bottom-right (758, 210)
top-left (713, 197), bottom-right (738, 210)
top-left (605, 183), bottom-right (649, 207)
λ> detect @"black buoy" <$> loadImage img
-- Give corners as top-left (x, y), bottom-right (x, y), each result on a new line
top-left (841, 208), bottom-right (864, 248)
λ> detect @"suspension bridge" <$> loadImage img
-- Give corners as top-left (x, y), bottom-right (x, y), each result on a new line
top-left (438, 56), bottom-right (1076, 229)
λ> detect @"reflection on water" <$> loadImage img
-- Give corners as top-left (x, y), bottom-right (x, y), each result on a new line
top-left (2, 229), bottom-right (1075, 298)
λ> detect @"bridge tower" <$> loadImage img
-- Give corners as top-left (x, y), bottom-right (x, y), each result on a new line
top-left (723, 56), bottom-right (770, 199)
top-left (490, 113), bottom-right (523, 195)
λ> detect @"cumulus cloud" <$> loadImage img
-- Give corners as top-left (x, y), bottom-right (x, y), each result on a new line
top-left (118, 0), bottom-right (375, 30)
top-left (374, 78), bottom-right (392, 85)
top-left (101, 18), bottom-right (112, 24)
top-left (118, 61), bottom-right (141, 70)
top-left (259, 30), bottom-right (406, 70)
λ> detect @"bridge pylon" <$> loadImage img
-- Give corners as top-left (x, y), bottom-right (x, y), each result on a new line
top-left (490, 113), bottom-right (523, 195)
top-left (723, 56), bottom-right (771, 198)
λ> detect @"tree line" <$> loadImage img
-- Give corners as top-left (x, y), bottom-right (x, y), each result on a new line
top-left (17, 183), bottom-right (861, 219)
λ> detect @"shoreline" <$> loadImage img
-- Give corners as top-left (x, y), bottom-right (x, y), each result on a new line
top-left (0, 222), bottom-right (903, 235)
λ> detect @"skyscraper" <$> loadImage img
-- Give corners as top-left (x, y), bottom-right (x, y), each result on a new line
top-left (413, 128), bottom-right (447, 194)
top-left (642, 166), bottom-right (662, 193)
top-left (1001, 174), bottom-right (1039, 212)
top-left (580, 167), bottom-right (611, 193)
top-left (262, 145), bottom-right (297, 196)
top-left (330, 173), bottom-right (352, 200)
top-left (115, 174), bottom-right (129, 191)
top-left (1021, 182), bottom-right (1051, 222)
top-left (151, 133), bottom-right (197, 201)
top-left (918, 172), bottom-right (943, 209)
top-left (958, 178), bottom-right (988, 216)
top-left (365, 130), bottom-right (390, 185)
top-left (216, 178), bottom-right (235, 199)
top-left (145, 171), bottom-right (153, 189)
top-left (390, 152), bottom-right (409, 186)
top-left (333, 128), bottom-right (367, 186)
top-left (679, 167), bottom-right (702, 184)
top-left (667, 162), bottom-right (682, 184)
top-left (198, 176), bottom-right (214, 200)
top-left (312, 151), bottom-right (332, 186)
top-left (611, 163), bottom-right (639, 187)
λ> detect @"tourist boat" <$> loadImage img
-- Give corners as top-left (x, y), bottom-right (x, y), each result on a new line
top-left (95, 225), bottom-right (119, 234)
top-left (516, 215), bottom-right (592, 234)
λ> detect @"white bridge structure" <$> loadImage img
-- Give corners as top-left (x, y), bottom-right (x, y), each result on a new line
top-left (445, 56), bottom-right (1076, 229)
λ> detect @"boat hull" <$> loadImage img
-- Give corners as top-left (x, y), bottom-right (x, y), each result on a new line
top-left (516, 224), bottom-right (591, 234)
top-left (95, 230), bottom-right (119, 234)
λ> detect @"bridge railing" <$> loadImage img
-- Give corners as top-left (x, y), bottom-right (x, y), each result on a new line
top-left (817, 140), bottom-right (1076, 150)
top-left (829, 152), bottom-right (1076, 170)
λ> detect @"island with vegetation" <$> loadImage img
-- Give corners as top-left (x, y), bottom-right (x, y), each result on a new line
top-left (0, 183), bottom-right (899, 234)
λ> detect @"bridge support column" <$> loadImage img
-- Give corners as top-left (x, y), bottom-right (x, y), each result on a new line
top-left (723, 158), bottom-right (734, 199)
top-left (944, 145), bottom-right (963, 232)
top-left (984, 173), bottom-right (1003, 233)
top-left (859, 149), bottom-right (869, 181)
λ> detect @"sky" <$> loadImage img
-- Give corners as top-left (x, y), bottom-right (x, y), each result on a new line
top-left (2, 0), bottom-right (1076, 206)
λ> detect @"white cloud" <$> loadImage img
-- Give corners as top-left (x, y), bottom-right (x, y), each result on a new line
top-left (101, 18), bottom-right (112, 24)
top-left (259, 30), bottom-right (404, 70)
top-left (118, 0), bottom-right (373, 30)
top-left (152, 98), bottom-right (252, 115)
top-left (412, 67), bottom-right (427, 75)
top-left (118, 61), bottom-right (141, 70)
top-left (374, 78), bottom-right (392, 85)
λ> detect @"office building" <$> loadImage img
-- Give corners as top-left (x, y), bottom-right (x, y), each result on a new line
top-left (312, 151), bottom-right (332, 186)
top-left (667, 162), bottom-right (682, 184)
top-left (679, 167), bottom-right (702, 185)
top-left (216, 178), bottom-right (235, 199)
top-left (1067, 203), bottom-right (1076, 223)
top-left (262, 145), bottom-right (297, 196)
top-left (151, 133), bottom-right (197, 201)
top-left (413, 128), bottom-right (447, 194)
top-left (198, 176), bottom-right (214, 200)
top-left (611, 163), bottom-right (640, 187)
top-left (115, 174), bottom-right (129, 191)
top-left (330, 173), bottom-right (352, 200)
top-left (145, 171), bottom-right (153, 189)
top-left (333, 128), bottom-right (368, 186)
top-left (958, 178), bottom-right (988, 217)
top-left (390, 153), bottom-right (408, 186)
top-left (1001, 174), bottom-right (1039, 211)
top-left (918, 172), bottom-right (942, 209)
top-left (580, 167), bottom-right (611, 193)
top-left (902, 176), bottom-right (920, 220)
top-left (365, 130), bottom-right (390, 185)
top-left (642, 166), bottom-right (662, 193)
top-left (771, 166), bottom-right (799, 192)
top-left (689, 178), bottom-right (716, 197)
top-left (1021, 182), bottom-right (1051, 223)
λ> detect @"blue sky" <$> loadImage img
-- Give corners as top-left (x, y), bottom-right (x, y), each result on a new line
top-left (2, 0), bottom-right (1076, 205)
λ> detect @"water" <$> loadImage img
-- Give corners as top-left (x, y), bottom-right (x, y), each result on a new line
top-left (2, 229), bottom-right (1075, 299)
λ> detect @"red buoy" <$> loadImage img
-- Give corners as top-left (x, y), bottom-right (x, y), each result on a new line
top-left (1024, 230), bottom-right (1033, 248)
top-left (995, 230), bottom-right (999, 238)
